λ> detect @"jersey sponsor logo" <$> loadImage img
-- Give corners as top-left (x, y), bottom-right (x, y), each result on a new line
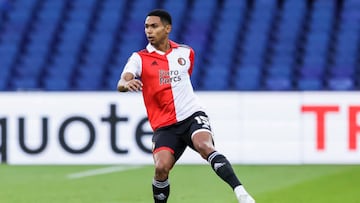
top-left (177, 57), bottom-right (186, 66)
top-left (159, 69), bottom-right (181, 85)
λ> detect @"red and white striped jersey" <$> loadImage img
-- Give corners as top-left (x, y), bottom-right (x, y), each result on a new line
top-left (121, 40), bottom-right (204, 130)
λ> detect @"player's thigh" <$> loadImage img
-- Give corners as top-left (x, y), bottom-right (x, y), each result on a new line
top-left (192, 131), bottom-right (215, 158)
top-left (192, 130), bottom-right (214, 149)
top-left (153, 149), bottom-right (176, 171)
top-left (153, 127), bottom-right (187, 161)
top-left (186, 111), bottom-right (215, 157)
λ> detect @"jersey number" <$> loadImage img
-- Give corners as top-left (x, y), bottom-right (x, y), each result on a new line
top-left (194, 116), bottom-right (210, 129)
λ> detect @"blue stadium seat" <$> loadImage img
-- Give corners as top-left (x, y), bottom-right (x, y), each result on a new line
top-left (0, 66), bottom-right (11, 90)
top-left (10, 77), bottom-right (39, 91)
top-left (84, 35), bottom-right (113, 66)
top-left (234, 79), bottom-right (261, 91)
top-left (302, 54), bottom-right (327, 68)
top-left (298, 66), bottom-right (326, 79)
top-left (266, 66), bottom-right (293, 78)
top-left (0, 28), bottom-right (24, 46)
top-left (26, 36), bottom-right (52, 55)
top-left (297, 78), bottom-right (323, 91)
top-left (202, 66), bottom-right (231, 90)
top-left (43, 77), bottom-right (71, 91)
top-left (76, 65), bottom-right (105, 79)
top-left (270, 52), bottom-right (294, 68)
top-left (0, 43), bottom-right (17, 68)
top-left (233, 66), bottom-right (261, 90)
top-left (327, 77), bottom-right (355, 90)
top-left (162, 0), bottom-right (187, 39)
top-left (329, 66), bottom-right (356, 77)
top-left (265, 77), bottom-right (292, 91)
top-left (0, 0), bottom-right (359, 91)
top-left (0, 78), bottom-right (8, 91)
top-left (51, 53), bottom-right (78, 71)
top-left (74, 75), bottom-right (103, 91)
top-left (14, 56), bottom-right (45, 77)
top-left (46, 62), bottom-right (75, 79)
top-left (104, 65), bottom-right (122, 90)
top-left (191, 0), bottom-right (217, 21)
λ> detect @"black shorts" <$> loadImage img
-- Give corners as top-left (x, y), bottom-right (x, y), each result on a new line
top-left (152, 111), bottom-right (213, 161)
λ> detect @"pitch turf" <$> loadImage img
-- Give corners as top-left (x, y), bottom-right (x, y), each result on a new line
top-left (0, 164), bottom-right (359, 203)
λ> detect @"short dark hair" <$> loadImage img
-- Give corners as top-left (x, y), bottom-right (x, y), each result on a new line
top-left (147, 9), bottom-right (172, 25)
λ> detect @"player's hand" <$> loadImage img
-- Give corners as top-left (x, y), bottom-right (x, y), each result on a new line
top-left (125, 79), bottom-right (143, 92)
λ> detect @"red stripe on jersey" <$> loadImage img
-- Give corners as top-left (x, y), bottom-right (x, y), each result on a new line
top-left (138, 49), bottom-right (177, 130)
top-left (153, 146), bottom-right (175, 155)
top-left (188, 48), bottom-right (194, 75)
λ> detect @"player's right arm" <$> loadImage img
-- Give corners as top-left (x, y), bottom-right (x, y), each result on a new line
top-left (117, 53), bottom-right (143, 92)
top-left (117, 72), bottom-right (143, 92)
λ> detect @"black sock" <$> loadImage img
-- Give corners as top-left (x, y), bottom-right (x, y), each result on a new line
top-left (152, 179), bottom-right (170, 203)
top-left (207, 151), bottom-right (242, 189)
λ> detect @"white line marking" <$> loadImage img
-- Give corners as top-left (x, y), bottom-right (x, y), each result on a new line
top-left (67, 165), bottom-right (143, 179)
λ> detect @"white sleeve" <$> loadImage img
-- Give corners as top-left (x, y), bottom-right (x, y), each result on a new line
top-left (121, 52), bottom-right (142, 78)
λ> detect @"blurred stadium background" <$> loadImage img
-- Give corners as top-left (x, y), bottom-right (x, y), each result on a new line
top-left (1, 0), bottom-right (360, 202)
top-left (0, 0), bottom-right (359, 91)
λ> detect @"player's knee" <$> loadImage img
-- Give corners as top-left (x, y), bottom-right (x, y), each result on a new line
top-left (154, 160), bottom-right (171, 179)
top-left (195, 142), bottom-right (215, 159)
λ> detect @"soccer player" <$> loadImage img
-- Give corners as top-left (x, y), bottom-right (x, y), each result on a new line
top-left (117, 9), bottom-right (255, 203)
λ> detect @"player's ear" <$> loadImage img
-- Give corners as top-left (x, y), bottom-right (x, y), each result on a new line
top-left (165, 24), bottom-right (172, 34)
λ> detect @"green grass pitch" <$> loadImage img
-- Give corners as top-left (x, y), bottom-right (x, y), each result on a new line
top-left (0, 164), bottom-right (359, 203)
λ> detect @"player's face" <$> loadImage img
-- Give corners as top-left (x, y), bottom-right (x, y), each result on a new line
top-left (145, 16), bottom-right (171, 46)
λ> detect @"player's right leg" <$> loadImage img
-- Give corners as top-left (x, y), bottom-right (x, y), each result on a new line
top-left (152, 124), bottom-right (187, 203)
top-left (152, 149), bottom-right (175, 203)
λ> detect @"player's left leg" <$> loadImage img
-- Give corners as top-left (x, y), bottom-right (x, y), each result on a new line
top-left (191, 131), bottom-right (255, 203)
top-left (192, 131), bottom-right (241, 188)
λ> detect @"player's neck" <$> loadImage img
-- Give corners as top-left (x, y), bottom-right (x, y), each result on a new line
top-left (155, 40), bottom-right (170, 52)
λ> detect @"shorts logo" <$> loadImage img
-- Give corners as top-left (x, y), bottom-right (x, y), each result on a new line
top-left (177, 57), bottom-right (186, 66)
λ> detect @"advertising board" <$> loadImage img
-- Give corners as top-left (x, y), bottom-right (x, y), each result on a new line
top-left (0, 92), bottom-right (359, 164)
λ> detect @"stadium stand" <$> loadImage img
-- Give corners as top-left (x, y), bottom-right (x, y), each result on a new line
top-left (0, 0), bottom-right (359, 91)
